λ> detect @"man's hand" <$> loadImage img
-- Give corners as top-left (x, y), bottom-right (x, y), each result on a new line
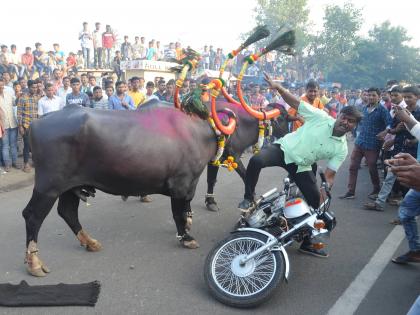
top-left (394, 106), bottom-right (412, 124)
top-left (382, 139), bottom-right (394, 151)
top-left (263, 72), bottom-right (280, 90)
top-left (19, 126), bottom-right (25, 136)
top-left (404, 139), bottom-right (417, 147)
top-left (297, 115), bottom-right (305, 124)
top-left (386, 152), bottom-right (418, 167)
top-left (396, 121), bottom-right (406, 132)
top-left (121, 101), bottom-right (128, 108)
top-left (376, 129), bottom-right (388, 141)
top-left (386, 153), bottom-right (420, 189)
top-left (263, 72), bottom-right (300, 110)
top-left (390, 164), bottom-right (420, 191)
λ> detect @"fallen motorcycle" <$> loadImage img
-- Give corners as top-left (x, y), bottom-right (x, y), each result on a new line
top-left (204, 171), bottom-right (336, 308)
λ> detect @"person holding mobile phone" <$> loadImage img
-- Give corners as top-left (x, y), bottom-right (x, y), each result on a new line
top-left (382, 86), bottom-right (420, 264)
top-left (363, 86), bottom-right (420, 211)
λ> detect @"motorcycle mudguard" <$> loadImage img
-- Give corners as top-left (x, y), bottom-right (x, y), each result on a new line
top-left (233, 227), bottom-right (290, 281)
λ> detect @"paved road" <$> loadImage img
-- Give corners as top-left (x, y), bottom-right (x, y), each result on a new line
top-left (0, 152), bottom-right (418, 315)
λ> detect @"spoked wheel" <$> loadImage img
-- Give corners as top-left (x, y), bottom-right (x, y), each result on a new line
top-left (204, 231), bottom-right (284, 308)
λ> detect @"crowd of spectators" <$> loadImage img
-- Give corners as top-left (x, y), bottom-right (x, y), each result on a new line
top-left (1, 21), bottom-right (304, 86)
top-left (1, 27), bottom-right (420, 310)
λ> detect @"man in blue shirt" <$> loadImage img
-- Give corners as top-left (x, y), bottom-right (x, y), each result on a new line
top-left (153, 79), bottom-right (166, 101)
top-left (341, 87), bottom-right (392, 199)
top-left (66, 77), bottom-right (91, 107)
top-left (108, 81), bottom-right (135, 110)
top-left (364, 86), bottom-right (420, 211)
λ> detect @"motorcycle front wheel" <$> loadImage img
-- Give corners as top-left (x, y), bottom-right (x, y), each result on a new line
top-left (204, 231), bottom-right (284, 308)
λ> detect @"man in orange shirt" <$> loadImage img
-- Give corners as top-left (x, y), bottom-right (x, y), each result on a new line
top-left (288, 80), bottom-right (324, 131)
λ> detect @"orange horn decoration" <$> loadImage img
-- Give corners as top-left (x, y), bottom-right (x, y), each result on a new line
top-left (211, 95), bottom-right (236, 135)
top-left (174, 86), bottom-right (181, 109)
top-left (236, 81), bottom-right (280, 120)
top-left (221, 87), bottom-right (241, 106)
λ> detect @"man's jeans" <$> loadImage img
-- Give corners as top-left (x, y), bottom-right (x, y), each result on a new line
top-left (35, 63), bottom-right (44, 77)
top-left (105, 48), bottom-right (112, 68)
top-left (8, 64), bottom-right (20, 77)
top-left (375, 171), bottom-right (397, 208)
top-left (23, 129), bottom-right (31, 164)
top-left (1, 127), bottom-right (18, 166)
top-left (399, 189), bottom-right (420, 251)
top-left (408, 296), bottom-right (420, 315)
top-left (94, 47), bottom-right (103, 68)
top-left (348, 144), bottom-right (380, 194)
top-left (22, 65), bottom-right (34, 79)
top-left (82, 47), bottom-right (90, 68)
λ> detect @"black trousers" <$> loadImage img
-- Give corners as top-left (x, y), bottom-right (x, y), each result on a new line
top-left (244, 144), bottom-right (320, 209)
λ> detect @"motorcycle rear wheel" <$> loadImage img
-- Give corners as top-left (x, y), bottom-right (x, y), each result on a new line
top-left (204, 231), bottom-right (284, 308)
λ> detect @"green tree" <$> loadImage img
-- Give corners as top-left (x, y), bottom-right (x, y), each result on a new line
top-left (248, 0), bottom-right (311, 80)
top-left (328, 21), bottom-right (420, 87)
top-left (313, 2), bottom-right (363, 78)
top-left (365, 21), bottom-right (420, 85)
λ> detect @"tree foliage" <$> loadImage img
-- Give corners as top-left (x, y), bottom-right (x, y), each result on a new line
top-left (325, 21), bottom-right (420, 87)
top-left (312, 2), bottom-right (362, 76)
top-left (253, 0), bottom-right (310, 52)
top-left (248, 0), bottom-right (420, 88)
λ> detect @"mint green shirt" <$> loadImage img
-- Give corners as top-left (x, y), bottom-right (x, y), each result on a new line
top-left (275, 101), bottom-right (348, 173)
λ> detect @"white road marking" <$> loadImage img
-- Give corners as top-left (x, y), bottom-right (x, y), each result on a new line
top-left (327, 226), bottom-right (405, 315)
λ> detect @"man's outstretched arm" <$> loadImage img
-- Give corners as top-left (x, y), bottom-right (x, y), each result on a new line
top-left (263, 72), bottom-right (300, 110)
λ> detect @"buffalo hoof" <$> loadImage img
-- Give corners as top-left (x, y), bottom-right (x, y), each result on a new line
top-left (77, 230), bottom-right (103, 252)
top-left (121, 196), bottom-right (128, 202)
top-left (26, 261), bottom-right (50, 277)
top-left (206, 202), bottom-right (219, 212)
top-left (182, 239), bottom-right (200, 249)
top-left (178, 233), bottom-right (200, 249)
top-left (140, 195), bottom-right (152, 203)
top-left (25, 241), bottom-right (50, 277)
top-left (205, 197), bottom-right (220, 212)
top-left (85, 239), bottom-right (103, 252)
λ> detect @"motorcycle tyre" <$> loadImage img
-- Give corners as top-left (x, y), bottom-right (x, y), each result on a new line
top-left (204, 231), bottom-right (284, 308)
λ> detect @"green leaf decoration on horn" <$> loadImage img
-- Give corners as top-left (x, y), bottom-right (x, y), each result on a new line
top-left (181, 88), bottom-right (209, 120)
top-left (169, 48), bottom-right (201, 73)
top-left (242, 25), bottom-right (270, 49)
top-left (264, 30), bottom-right (296, 55)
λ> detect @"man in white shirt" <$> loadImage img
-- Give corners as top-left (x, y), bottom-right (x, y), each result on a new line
top-left (38, 83), bottom-right (62, 116)
top-left (57, 77), bottom-right (72, 107)
top-left (0, 78), bottom-right (18, 171)
top-left (139, 37), bottom-right (147, 59)
top-left (144, 81), bottom-right (158, 102)
top-left (79, 22), bottom-right (93, 69)
top-left (9, 45), bottom-right (23, 78)
top-left (92, 22), bottom-right (103, 69)
top-left (389, 85), bottom-right (407, 118)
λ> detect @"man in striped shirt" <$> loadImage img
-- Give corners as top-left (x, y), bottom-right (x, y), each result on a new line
top-left (17, 80), bottom-right (39, 172)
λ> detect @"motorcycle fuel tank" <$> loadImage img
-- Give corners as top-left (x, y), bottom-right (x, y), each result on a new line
top-left (283, 198), bottom-right (311, 219)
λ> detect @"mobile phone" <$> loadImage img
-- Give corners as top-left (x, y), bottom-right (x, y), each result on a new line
top-left (384, 160), bottom-right (393, 167)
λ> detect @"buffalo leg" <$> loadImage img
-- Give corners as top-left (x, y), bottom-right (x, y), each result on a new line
top-left (205, 164), bottom-right (220, 212)
top-left (171, 197), bottom-right (199, 249)
top-left (22, 190), bottom-right (57, 277)
top-left (184, 199), bottom-right (196, 232)
top-left (57, 190), bottom-right (102, 252)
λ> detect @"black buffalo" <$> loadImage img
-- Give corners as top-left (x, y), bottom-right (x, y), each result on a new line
top-left (23, 99), bottom-right (285, 277)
